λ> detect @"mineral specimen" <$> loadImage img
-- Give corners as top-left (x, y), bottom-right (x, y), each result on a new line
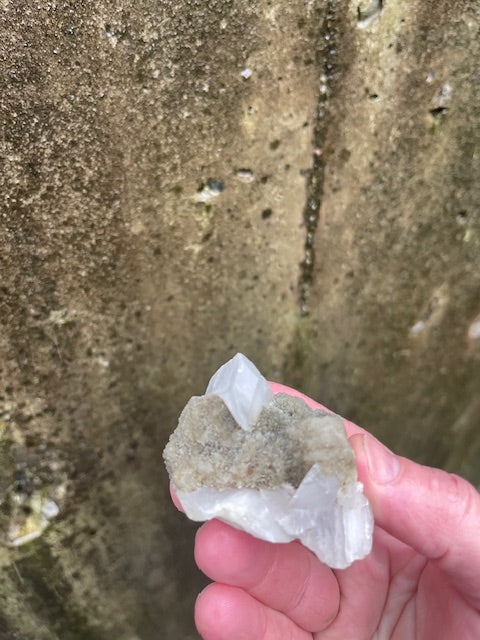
top-left (163, 353), bottom-right (373, 569)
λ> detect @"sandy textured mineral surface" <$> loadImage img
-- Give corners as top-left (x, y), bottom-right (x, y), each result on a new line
top-left (164, 393), bottom-right (356, 492)
top-left (163, 387), bottom-right (372, 569)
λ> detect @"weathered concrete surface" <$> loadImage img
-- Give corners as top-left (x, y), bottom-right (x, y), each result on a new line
top-left (283, 0), bottom-right (480, 484)
top-left (0, 0), bottom-right (478, 638)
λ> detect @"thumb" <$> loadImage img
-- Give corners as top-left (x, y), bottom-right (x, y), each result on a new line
top-left (350, 432), bottom-right (480, 607)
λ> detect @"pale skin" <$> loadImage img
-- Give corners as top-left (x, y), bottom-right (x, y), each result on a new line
top-left (171, 383), bottom-right (480, 640)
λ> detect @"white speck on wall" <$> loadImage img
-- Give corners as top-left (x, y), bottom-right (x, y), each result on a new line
top-left (194, 180), bottom-right (224, 203)
top-left (105, 30), bottom-right (118, 48)
top-left (9, 494), bottom-right (62, 547)
top-left (468, 320), bottom-right (480, 340)
top-left (42, 500), bottom-right (60, 519)
top-left (235, 169), bottom-right (254, 183)
top-left (97, 353), bottom-right (110, 368)
top-left (438, 83), bottom-right (453, 105)
top-left (410, 320), bottom-right (426, 335)
top-left (240, 67), bottom-right (252, 79)
top-left (357, 0), bottom-right (383, 29)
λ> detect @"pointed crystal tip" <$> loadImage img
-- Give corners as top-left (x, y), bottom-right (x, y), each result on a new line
top-left (205, 353), bottom-right (274, 431)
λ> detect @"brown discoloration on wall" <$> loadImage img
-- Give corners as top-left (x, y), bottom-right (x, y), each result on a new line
top-left (0, 1), bottom-right (316, 637)
top-left (0, 0), bottom-right (478, 637)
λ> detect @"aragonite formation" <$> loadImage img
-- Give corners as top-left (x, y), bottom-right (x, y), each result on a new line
top-left (163, 353), bottom-right (373, 569)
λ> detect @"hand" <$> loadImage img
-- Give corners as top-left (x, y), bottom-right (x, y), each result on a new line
top-left (178, 383), bottom-right (480, 639)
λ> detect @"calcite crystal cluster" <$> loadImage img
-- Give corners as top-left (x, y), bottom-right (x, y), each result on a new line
top-left (163, 354), bottom-right (373, 569)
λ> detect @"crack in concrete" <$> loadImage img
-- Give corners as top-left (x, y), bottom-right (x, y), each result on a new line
top-left (298, 0), bottom-right (338, 316)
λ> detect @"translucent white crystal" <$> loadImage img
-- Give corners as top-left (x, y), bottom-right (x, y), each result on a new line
top-left (164, 354), bottom-right (374, 569)
top-left (205, 353), bottom-right (274, 431)
top-left (176, 464), bottom-right (373, 569)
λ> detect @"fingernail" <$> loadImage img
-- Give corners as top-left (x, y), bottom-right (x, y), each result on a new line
top-left (363, 434), bottom-right (399, 485)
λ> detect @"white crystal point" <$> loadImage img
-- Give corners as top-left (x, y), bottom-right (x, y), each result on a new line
top-left (205, 353), bottom-right (274, 431)
top-left (175, 464), bottom-right (373, 569)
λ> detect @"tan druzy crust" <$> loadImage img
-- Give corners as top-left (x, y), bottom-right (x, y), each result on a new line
top-left (163, 393), bottom-right (357, 493)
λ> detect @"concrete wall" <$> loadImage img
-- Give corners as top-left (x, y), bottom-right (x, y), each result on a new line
top-left (0, 1), bottom-right (478, 637)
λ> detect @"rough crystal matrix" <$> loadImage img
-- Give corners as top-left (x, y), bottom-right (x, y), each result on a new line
top-left (163, 353), bottom-right (373, 568)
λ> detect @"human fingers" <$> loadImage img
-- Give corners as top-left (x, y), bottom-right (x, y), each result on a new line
top-left (269, 382), bottom-right (365, 438)
top-left (195, 583), bottom-right (313, 640)
top-left (351, 432), bottom-right (480, 609)
top-left (195, 519), bottom-right (339, 633)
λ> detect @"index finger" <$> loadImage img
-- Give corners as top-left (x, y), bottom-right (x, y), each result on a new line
top-left (195, 519), bottom-right (340, 633)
